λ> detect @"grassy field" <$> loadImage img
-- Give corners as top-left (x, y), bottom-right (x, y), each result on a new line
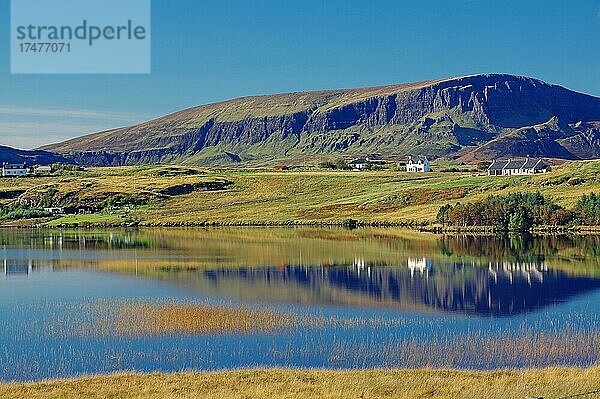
top-left (0, 160), bottom-right (598, 226)
top-left (2, 368), bottom-right (600, 398)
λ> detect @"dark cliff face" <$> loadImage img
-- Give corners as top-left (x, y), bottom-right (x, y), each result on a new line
top-left (0, 146), bottom-right (71, 165)
top-left (41, 74), bottom-right (600, 165)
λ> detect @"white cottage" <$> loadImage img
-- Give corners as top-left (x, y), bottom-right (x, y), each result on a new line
top-left (405, 156), bottom-right (431, 173)
top-left (487, 158), bottom-right (549, 176)
top-left (2, 163), bottom-right (27, 177)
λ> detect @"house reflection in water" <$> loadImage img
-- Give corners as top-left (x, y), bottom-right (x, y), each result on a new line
top-left (3, 259), bottom-right (33, 276)
top-left (488, 261), bottom-right (548, 286)
top-left (408, 258), bottom-right (432, 278)
top-left (2, 258), bottom-right (52, 277)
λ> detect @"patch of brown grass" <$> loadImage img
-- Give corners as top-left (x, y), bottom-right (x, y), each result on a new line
top-left (3, 367), bottom-right (600, 399)
top-left (111, 301), bottom-right (294, 335)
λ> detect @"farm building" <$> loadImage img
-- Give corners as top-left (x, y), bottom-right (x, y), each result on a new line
top-left (349, 158), bottom-right (370, 171)
top-left (487, 159), bottom-right (549, 176)
top-left (405, 156), bottom-right (431, 173)
top-left (34, 165), bottom-right (52, 174)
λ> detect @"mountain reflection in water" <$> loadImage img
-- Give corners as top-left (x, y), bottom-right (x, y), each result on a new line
top-left (201, 258), bottom-right (600, 316)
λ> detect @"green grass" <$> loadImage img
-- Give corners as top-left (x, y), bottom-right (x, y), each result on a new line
top-left (0, 160), bottom-right (598, 226)
top-left (2, 368), bottom-right (600, 399)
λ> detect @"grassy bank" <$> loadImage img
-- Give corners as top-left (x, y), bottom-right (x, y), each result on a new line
top-left (2, 368), bottom-right (600, 398)
top-left (0, 160), bottom-right (598, 227)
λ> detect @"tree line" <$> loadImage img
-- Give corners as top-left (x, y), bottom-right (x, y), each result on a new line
top-left (436, 192), bottom-right (600, 231)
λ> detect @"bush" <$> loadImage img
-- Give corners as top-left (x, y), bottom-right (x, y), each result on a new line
top-left (437, 192), bottom-right (572, 230)
top-left (0, 205), bottom-right (52, 220)
top-left (575, 193), bottom-right (600, 225)
top-left (319, 160), bottom-right (350, 170)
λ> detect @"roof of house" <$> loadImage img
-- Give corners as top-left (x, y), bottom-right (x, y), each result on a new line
top-left (487, 159), bottom-right (546, 171)
top-left (350, 158), bottom-right (369, 164)
top-left (2, 163), bottom-right (27, 168)
top-left (407, 155), bottom-right (429, 163)
top-left (522, 158), bottom-right (544, 169)
top-left (488, 160), bottom-right (509, 170)
top-left (505, 159), bottom-right (526, 169)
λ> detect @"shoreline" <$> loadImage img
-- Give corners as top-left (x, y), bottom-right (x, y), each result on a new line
top-left (3, 218), bottom-right (600, 235)
top-left (2, 367), bottom-right (600, 399)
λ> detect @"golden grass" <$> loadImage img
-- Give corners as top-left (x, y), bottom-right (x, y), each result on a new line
top-left (41, 300), bottom-right (296, 337)
top-left (2, 367), bottom-right (600, 399)
top-left (110, 302), bottom-right (294, 335)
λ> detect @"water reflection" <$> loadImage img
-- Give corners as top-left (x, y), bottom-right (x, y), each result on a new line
top-left (200, 259), bottom-right (600, 316)
top-left (2, 259), bottom-right (54, 277)
top-left (1, 228), bottom-right (600, 316)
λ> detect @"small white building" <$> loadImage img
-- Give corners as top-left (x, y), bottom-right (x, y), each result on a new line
top-left (405, 156), bottom-right (431, 173)
top-left (34, 165), bottom-right (52, 174)
top-left (2, 163), bottom-right (28, 177)
top-left (348, 158), bottom-right (370, 171)
top-left (44, 207), bottom-right (65, 214)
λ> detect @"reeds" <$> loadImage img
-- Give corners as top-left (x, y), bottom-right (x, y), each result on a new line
top-left (4, 299), bottom-right (600, 382)
top-left (38, 299), bottom-right (298, 337)
top-left (110, 301), bottom-right (296, 335)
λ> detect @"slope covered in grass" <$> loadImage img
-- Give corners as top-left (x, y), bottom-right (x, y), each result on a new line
top-left (0, 160), bottom-right (598, 226)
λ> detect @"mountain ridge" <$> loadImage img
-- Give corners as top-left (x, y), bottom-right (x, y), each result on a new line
top-left (40, 74), bottom-right (600, 165)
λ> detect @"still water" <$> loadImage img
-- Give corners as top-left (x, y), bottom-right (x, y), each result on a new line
top-left (1, 228), bottom-right (600, 381)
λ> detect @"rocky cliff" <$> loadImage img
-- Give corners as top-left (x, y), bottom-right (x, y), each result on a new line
top-left (41, 74), bottom-right (600, 165)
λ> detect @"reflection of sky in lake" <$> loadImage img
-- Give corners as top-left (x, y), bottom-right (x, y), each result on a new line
top-left (1, 228), bottom-right (600, 381)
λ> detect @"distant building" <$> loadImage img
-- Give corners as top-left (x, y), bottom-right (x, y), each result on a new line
top-left (34, 165), bottom-right (52, 174)
top-left (365, 154), bottom-right (383, 162)
top-left (2, 162), bottom-right (27, 177)
top-left (405, 156), bottom-right (431, 173)
top-left (349, 158), bottom-right (370, 171)
top-left (487, 158), bottom-right (549, 176)
top-left (44, 207), bottom-right (65, 214)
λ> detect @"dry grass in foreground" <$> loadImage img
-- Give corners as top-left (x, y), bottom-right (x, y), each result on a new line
top-left (2, 368), bottom-right (600, 399)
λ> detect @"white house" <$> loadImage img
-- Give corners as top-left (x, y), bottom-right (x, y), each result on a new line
top-left (44, 207), bottom-right (65, 214)
top-left (348, 158), bottom-right (370, 171)
top-left (2, 163), bottom-right (28, 177)
top-left (405, 156), bottom-right (431, 173)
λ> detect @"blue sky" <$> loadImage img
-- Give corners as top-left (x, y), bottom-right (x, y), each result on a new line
top-left (1, 0), bottom-right (599, 149)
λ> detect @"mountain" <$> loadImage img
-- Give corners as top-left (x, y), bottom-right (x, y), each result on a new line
top-left (0, 145), bottom-right (71, 165)
top-left (41, 74), bottom-right (600, 165)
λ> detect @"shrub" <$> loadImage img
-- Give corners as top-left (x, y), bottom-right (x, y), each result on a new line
top-left (438, 193), bottom-right (572, 230)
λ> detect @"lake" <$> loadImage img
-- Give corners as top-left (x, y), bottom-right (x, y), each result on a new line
top-left (1, 228), bottom-right (600, 382)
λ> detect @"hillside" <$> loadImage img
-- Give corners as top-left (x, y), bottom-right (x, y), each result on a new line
top-left (41, 74), bottom-right (600, 166)
top-left (0, 160), bottom-right (599, 227)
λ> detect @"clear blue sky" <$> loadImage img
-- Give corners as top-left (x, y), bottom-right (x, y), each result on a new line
top-left (1, 0), bottom-right (599, 149)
